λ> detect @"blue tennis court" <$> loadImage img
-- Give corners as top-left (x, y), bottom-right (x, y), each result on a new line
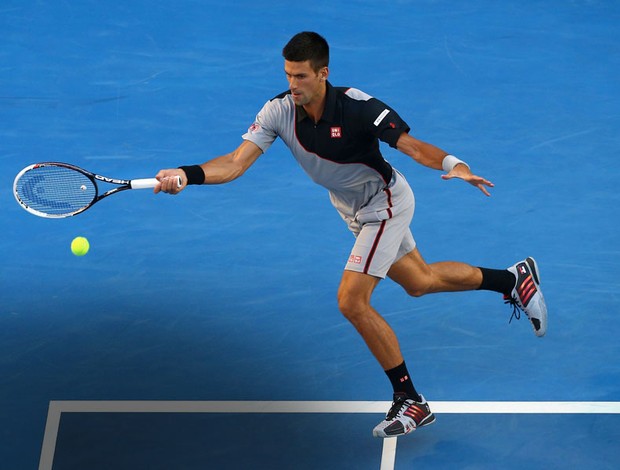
top-left (1, 1), bottom-right (619, 468)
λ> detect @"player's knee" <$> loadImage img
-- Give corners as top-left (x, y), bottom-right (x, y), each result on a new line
top-left (404, 285), bottom-right (428, 298)
top-left (401, 278), bottom-right (433, 298)
top-left (337, 290), bottom-right (367, 323)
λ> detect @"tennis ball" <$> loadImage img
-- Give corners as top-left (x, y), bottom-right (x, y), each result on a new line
top-left (71, 236), bottom-right (90, 256)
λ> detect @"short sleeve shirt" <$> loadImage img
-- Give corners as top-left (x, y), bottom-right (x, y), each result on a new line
top-left (242, 82), bottom-right (410, 218)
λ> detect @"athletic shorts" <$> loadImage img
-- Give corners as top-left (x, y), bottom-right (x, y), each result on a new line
top-left (344, 170), bottom-right (416, 279)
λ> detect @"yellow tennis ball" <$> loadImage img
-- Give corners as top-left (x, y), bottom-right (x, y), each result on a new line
top-left (71, 236), bottom-right (90, 256)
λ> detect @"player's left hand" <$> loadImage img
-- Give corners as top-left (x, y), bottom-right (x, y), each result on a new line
top-left (441, 164), bottom-right (494, 197)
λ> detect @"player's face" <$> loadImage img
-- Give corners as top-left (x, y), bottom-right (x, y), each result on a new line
top-left (285, 60), bottom-right (327, 107)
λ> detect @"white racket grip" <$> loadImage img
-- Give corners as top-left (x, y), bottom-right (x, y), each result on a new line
top-left (130, 176), bottom-right (181, 189)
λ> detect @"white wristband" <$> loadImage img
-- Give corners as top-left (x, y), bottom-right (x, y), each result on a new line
top-left (442, 154), bottom-right (469, 173)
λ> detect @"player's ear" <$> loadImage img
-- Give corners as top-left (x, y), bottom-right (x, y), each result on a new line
top-left (320, 66), bottom-right (329, 81)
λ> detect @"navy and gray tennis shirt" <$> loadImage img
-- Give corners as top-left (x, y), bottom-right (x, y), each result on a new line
top-left (242, 81), bottom-right (410, 219)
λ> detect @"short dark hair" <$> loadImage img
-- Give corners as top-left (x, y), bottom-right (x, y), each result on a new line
top-left (282, 31), bottom-right (329, 72)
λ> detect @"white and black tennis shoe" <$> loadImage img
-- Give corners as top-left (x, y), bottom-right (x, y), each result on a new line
top-left (373, 393), bottom-right (435, 438)
top-left (505, 257), bottom-right (547, 337)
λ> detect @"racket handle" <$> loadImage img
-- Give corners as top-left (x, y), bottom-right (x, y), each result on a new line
top-left (131, 176), bottom-right (182, 189)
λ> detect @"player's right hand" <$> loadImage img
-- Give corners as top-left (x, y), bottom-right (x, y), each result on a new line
top-left (154, 169), bottom-right (186, 194)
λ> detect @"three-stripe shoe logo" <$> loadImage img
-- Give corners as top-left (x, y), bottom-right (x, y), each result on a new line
top-left (403, 404), bottom-right (428, 426)
top-left (517, 264), bottom-right (537, 308)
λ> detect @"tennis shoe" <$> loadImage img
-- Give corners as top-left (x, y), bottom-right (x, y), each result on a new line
top-left (372, 393), bottom-right (435, 438)
top-left (505, 257), bottom-right (547, 337)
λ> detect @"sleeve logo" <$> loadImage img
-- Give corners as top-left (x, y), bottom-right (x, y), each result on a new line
top-left (373, 109), bottom-right (390, 126)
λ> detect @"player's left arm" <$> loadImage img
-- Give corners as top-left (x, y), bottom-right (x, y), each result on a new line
top-left (396, 132), bottom-right (494, 197)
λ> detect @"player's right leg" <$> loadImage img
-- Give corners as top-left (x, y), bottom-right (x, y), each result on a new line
top-left (336, 270), bottom-right (436, 438)
top-left (372, 393), bottom-right (435, 438)
top-left (336, 270), bottom-right (401, 369)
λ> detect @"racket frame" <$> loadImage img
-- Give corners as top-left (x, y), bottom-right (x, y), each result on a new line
top-left (13, 162), bottom-right (161, 218)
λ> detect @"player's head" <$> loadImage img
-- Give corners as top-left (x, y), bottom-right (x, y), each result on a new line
top-left (282, 32), bottom-right (329, 72)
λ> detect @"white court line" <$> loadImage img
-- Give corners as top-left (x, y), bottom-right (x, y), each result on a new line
top-left (380, 437), bottom-right (398, 470)
top-left (39, 400), bottom-right (620, 470)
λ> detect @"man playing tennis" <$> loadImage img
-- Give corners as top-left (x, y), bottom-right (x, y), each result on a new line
top-left (155, 31), bottom-right (547, 438)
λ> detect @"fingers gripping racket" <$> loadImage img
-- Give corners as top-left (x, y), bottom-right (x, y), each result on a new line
top-left (13, 162), bottom-right (180, 218)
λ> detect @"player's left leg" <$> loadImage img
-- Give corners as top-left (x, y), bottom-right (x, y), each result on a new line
top-left (387, 247), bottom-right (482, 296)
top-left (387, 249), bottom-right (547, 336)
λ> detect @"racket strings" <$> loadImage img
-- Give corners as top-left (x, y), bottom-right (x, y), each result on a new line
top-left (15, 165), bottom-right (96, 216)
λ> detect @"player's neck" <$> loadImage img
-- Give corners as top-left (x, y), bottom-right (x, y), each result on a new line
top-left (303, 85), bottom-right (327, 123)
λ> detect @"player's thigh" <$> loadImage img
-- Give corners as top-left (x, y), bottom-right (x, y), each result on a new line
top-left (345, 207), bottom-right (415, 279)
top-left (386, 247), bottom-right (433, 297)
top-left (338, 269), bottom-right (381, 304)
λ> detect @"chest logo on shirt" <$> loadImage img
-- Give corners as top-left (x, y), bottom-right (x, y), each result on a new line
top-left (330, 127), bottom-right (342, 138)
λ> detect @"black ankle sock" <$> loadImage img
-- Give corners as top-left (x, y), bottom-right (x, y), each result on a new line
top-left (385, 361), bottom-right (421, 401)
top-left (477, 267), bottom-right (516, 296)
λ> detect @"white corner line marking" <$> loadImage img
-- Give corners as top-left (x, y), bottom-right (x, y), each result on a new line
top-left (38, 400), bottom-right (620, 470)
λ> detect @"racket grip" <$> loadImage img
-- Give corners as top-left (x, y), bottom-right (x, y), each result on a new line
top-left (131, 176), bottom-right (182, 189)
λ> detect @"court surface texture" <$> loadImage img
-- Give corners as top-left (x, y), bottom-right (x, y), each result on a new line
top-left (1, 1), bottom-right (619, 469)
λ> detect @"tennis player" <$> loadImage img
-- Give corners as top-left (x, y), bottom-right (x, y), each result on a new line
top-left (155, 31), bottom-right (547, 438)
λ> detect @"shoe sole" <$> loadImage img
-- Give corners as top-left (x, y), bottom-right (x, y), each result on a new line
top-left (372, 412), bottom-right (436, 438)
top-left (418, 413), bottom-right (436, 427)
top-left (525, 257), bottom-right (541, 285)
top-left (524, 256), bottom-right (547, 337)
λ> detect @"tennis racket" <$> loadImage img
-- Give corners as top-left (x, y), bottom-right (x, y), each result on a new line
top-left (13, 161), bottom-right (180, 218)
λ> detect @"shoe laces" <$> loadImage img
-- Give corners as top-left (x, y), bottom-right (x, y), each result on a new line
top-left (504, 294), bottom-right (522, 323)
top-left (386, 394), bottom-right (409, 420)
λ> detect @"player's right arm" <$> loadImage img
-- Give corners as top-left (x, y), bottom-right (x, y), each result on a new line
top-left (154, 140), bottom-right (263, 194)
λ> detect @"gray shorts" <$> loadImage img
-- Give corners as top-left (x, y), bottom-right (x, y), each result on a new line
top-left (344, 170), bottom-right (416, 279)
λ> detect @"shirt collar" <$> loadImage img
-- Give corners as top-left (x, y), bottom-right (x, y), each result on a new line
top-left (295, 81), bottom-right (337, 124)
